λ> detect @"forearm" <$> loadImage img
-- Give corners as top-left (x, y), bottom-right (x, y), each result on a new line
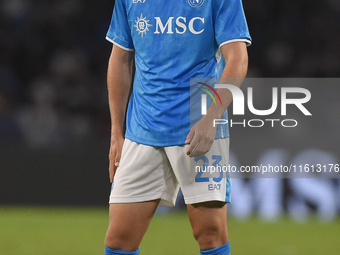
top-left (107, 45), bottom-right (134, 137)
top-left (205, 42), bottom-right (248, 120)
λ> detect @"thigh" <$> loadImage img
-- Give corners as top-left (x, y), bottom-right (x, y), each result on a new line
top-left (165, 138), bottom-right (231, 205)
top-left (105, 200), bottom-right (160, 251)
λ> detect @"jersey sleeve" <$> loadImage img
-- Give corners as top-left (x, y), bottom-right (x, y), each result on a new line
top-left (213, 0), bottom-right (252, 47)
top-left (106, 0), bottom-right (134, 51)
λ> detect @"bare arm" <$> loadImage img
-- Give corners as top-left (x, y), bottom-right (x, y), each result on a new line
top-left (107, 44), bottom-right (134, 182)
top-left (186, 41), bottom-right (248, 157)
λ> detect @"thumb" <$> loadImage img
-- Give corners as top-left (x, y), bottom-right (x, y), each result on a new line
top-left (110, 151), bottom-right (121, 183)
top-left (185, 129), bottom-right (195, 156)
top-left (185, 128), bottom-right (195, 144)
top-left (115, 151), bottom-right (121, 167)
top-left (185, 132), bottom-right (191, 144)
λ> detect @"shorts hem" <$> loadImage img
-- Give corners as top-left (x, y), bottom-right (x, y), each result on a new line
top-left (109, 193), bottom-right (176, 207)
top-left (184, 194), bottom-right (230, 205)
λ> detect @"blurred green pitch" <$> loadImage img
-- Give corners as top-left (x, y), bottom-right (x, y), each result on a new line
top-left (0, 207), bottom-right (339, 255)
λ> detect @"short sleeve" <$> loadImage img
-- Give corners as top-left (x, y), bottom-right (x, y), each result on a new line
top-left (106, 0), bottom-right (134, 51)
top-left (213, 0), bottom-right (252, 47)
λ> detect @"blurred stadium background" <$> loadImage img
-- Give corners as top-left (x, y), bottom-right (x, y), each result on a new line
top-left (0, 0), bottom-right (340, 254)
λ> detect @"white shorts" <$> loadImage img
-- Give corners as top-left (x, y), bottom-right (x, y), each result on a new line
top-left (109, 138), bottom-right (231, 207)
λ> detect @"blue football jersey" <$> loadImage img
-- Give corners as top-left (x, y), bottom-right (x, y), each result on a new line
top-left (106, 0), bottom-right (251, 146)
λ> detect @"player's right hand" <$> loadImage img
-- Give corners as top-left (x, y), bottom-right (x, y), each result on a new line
top-left (108, 135), bottom-right (124, 183)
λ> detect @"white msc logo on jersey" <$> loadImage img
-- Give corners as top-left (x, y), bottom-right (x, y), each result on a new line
top-left (135, 14), bottom-right (205, 37)
top-left (188, 0), bottom-right (204, 8)
top-left (133, 0), bottom-right (146, 3)
top-left (155, 17), bottom-right (205, 35)
top-left (134, 14), bottom-right (152, 38)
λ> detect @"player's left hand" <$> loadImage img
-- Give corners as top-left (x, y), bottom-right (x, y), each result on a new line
top-left (185, 115), bottom-right (217, 157)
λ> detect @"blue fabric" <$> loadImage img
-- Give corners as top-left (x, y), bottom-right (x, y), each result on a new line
top-left (104, 246), bottom-right (140, 255)
top-left (225, 175), bottom-right (231, 203)
top-left (107, 0), bottom-right (251, 146)
top-left (200, 242), bottom-right (230, 255)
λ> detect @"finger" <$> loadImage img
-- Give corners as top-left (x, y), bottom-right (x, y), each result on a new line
top-left (191, 139), bottom-right (214, 158)
top-left (185, 132), bottom-right (191, 144)
top-left (186, 147), bottom-right (190, 155)
top-left (115, 150), bottom-right (121, 167)
top-left (189, 142), bottom-right (200, 157)
top-left (186, 129), bottom-right (195, 155)
top-left (110, 162), bottom-right (117, 183)
top-left (109, 160), bottom-right (115, 183)
top-left (186, 132), bottom-right (191, 155)
top-left (185, 129), bottom-right (193, 145)
top-left (110, 151), bottom-right (121, 182)
top-left (189, 136), bottom-right (199, 157)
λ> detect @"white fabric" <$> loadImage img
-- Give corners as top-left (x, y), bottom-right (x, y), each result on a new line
top-left (109, 138), bottom-right (230, 207)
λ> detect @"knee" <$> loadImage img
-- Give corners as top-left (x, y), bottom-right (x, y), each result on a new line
top-left (192, 224), bottom-right (226, 249)
top-left (104, 228), bottom-right (123, 249)
top-left (105, 226), bottom-right (139, 251)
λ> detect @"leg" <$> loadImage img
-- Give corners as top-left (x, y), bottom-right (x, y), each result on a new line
top-left (187, 201), bottom-right (228, 251)
top-left (105, 140), bottom-right (178, 253)
top-left (165, 137), bottom-right (231, 253)
top-left (105, 199), bottom-right (160, 251)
